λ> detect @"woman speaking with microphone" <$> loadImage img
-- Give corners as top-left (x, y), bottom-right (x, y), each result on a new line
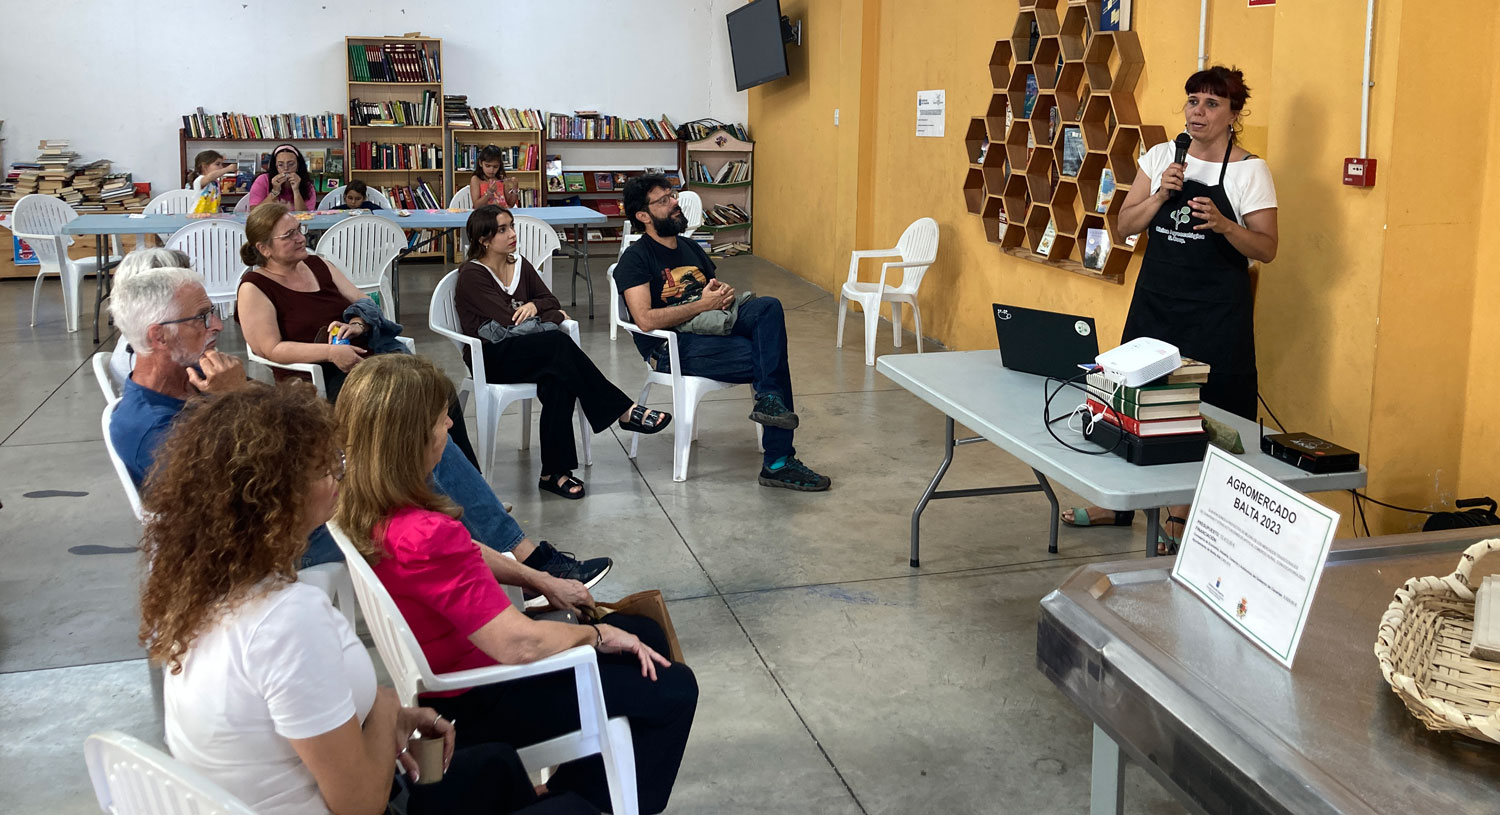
top-left (1065, 65), bottom-right (1279, 552)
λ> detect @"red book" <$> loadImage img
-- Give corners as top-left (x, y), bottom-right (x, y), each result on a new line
top-left (1085, 397), bottom-right (1205, 437)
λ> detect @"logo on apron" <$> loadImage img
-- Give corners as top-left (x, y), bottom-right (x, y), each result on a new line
top-left (1169, 205), bottom-right (1192, 230)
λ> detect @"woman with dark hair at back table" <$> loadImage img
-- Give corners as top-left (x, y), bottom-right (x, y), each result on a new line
top-left (245, 144), bottom-right (317, 211)
top-left (1064, 65), bottom-right (1279, 553)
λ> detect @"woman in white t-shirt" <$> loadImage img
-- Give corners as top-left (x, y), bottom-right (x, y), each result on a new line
top-left (137, 382), bottom-right (598, 815)
top-left (1066, 66), bottom-right (1279, 551)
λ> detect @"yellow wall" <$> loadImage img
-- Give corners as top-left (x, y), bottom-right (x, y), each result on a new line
top-left (751, 0), bottom-right (1500, 535)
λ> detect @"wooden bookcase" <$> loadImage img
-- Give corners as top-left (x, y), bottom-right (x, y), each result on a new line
top-left (449, 128), bottom-right (546, 208)
top-left (684, 129), bottom-right (753, 253)
top-left (546, 139), bottom-right (685, 250)
top-left (345, 34), bottom-right (446, 258)
top-left (178, 130), bottom-right (344, 209)
top-left (963, 0), bottom-right (1165, 283)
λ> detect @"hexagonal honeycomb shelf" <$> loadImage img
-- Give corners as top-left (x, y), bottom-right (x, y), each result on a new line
top-left (963, 0), bottom-right (1165, 283)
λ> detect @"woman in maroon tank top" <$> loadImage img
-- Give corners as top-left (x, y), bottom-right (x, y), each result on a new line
top-left (236, 202), bottom-right (481, 469)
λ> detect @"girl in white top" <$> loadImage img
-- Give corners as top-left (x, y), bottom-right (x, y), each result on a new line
top-left (138, 383), bottom-right (589, 814)
top-left (189, 150), bottom-right (236, 191)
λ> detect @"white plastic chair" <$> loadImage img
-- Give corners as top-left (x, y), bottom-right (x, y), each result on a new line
top-left (231, 194), bottom-right (253, 214)
top-left (326, 522), bottom-right (640, 815)
top-left (318, 185), bottom-right (394, 210)
top-left (677, 190), bottom-right (704, 238)
top-left (100, 398), bottom-right (147, 521)
top-left (92, 341), bottom-right (133, 400)
top-left (428, 270), bottom-right (590, 475)
top-left (245, 336), bottom-right (415, 398)
top-left (11, 194), bottom-right (122, 333)
top-left (513, 214), bottom-right (561, 291)
top-left (837, 217), bottom-right (939, 366)
top-left (608, 264), bottom-right (760, 482)
top-left (143, 190), bottom-right (203, 243)
top-left (165, 220), bottom-right (248, 319)
top-left (315, 216), bottom-right (407, 318)
top-left (85, 731), bottom-right (257, 815)
top-left (610, 234), bottom-right (646, 342)
top-left (449, 187), bottom-right (475, 255)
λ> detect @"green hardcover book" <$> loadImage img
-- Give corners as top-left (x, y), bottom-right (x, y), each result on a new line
top-left (563, 172), bottom-right (586, 192)
top-left (1085, 372), bottom-right (1202, 407)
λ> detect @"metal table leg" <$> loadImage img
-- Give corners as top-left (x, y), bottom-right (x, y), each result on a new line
top-left (1145, 507), bottom-right (1161, 558)
top-left (580, 229), bottom-right (594, 319)
top-left (1033, 470), bottom-right (1061, 554)
top-left (93, 236), bottom-right (108, 344)
top-left (1091, 724), bottom-right (1126, 815)
top-left (910, 417), bottom-right (959, 567)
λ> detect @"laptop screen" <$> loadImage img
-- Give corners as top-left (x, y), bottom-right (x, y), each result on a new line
top-left (993, 303), bottom-right (1100, 380)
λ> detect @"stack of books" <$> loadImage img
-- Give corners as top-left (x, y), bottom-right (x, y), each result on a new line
top-left (443, 95), bottom-right (473, 128)
top-left (1081, 359), bottom-right (1212, 465)
top-left (2, 162), bottom-right (42, 211)
top-left (702, 202), bottom-right (750, 228)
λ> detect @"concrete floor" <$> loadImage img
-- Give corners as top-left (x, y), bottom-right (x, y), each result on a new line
top-left (0, 255), bottom-right (1186, 814)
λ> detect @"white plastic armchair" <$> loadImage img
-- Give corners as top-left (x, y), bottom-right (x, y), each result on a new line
top-left (165, 220), bottom-right (248, 319)
top-left (231, 194), bottom-right (253, 214)
top-left (315, 216), bottom-right (407, 318)
top-left (611, 233), bottom-right (646, 342)
top-left (513, 214), bottom-right (561, 290)
top-left (317, 185), bottom-right (394, 210)
top-left (326, 521), bottom-right (640, 815)
top-left (245, 335), bottom-right (414, 398)
top-left (836, 217), bottom-right (939, 366)
top-left (607, 264), bottom-right (760, 482)
top-left (449, 187), bottom-right (475, 254)
top-left (428, 270), bottom-right (590, 474)
top-left (11, 194), bottom-right (122, 333)
top-left (100, 398), bottom-right (146, 521)
top-left (143, 189), bottom-right (202, 244)
top-left (85, 731), bottom-right (258, 815)
top-left (92, 339), bottom-right (133, 400)
top-left (676, 190), bottom-right (704, 237)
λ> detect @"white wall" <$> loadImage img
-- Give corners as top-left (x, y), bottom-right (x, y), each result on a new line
top-left (0, 0), bottom-right (748, 191)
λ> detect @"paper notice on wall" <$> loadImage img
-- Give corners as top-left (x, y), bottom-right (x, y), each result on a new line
top-left (917, 90), bottom-right (945, 138)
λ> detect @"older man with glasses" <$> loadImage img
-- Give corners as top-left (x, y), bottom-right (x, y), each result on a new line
top-left (615, 174), bottom-right (830, 491)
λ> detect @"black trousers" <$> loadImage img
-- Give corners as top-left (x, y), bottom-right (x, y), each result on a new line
top-left (427, 614), bottom-right (699, 815)
top-left (476, 332), bottom-right (633, 475)
top-left (403, 741), bottom-right (599, 814)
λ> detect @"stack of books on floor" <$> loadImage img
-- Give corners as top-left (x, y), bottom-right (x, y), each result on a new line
top-left (0, 162), bottom-right (41, 212)
top-left (710, 241), bottom-right (751, 256)
top-left (1081, 359), bottom-right (1212, 465)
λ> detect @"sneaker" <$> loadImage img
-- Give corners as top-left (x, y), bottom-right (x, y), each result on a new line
top-left (758, 457), bottom-right (831, 492)
top-left (522, 540), bottom-right (612, 608)
top-left (749, 394), bottom-right (799, 430)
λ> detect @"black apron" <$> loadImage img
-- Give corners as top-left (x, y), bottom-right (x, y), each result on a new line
top-left (1122, 139), bottom-right (1257, 420)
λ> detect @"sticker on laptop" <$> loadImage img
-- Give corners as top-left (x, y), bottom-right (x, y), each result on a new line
top-left (1074, 320), bottom-right (1091, 336)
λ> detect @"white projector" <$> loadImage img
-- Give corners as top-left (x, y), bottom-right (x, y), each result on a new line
top-left (1095, 337), bottom-right (1181, 388)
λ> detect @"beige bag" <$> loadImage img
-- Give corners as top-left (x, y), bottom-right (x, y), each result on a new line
top-left (584, 590), bottom-right (685, 665)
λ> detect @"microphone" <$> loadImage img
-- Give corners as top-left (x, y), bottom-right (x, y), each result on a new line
top-left (1173, 133), bottom-right (1191, 165)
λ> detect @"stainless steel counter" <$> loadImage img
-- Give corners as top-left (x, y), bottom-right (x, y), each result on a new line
top-left (1038, 527), bottom-right (1500, 815)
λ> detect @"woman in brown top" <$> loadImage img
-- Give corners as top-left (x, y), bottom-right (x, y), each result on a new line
top-left (455, 205), bottom-right (670, 499)
top-left (237, 202), bottom-right (480, 468)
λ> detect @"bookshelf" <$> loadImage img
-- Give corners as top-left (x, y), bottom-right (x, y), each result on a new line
top-left (963, 0), bottom-right (1164, 284)
top-left (177, 130), bottom-right (344, 208)
top-left (684, 129), bottom-right (753, 254)
top-left (546, 139), bottom-right (685, 250)
top-left (449, 128), bottom-right (546, 208)
top-left (345, 34), bottom-right (447, 258)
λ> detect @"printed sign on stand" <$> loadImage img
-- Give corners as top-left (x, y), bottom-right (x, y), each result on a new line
top-left (1171, 446), bottom-right (1339, 668)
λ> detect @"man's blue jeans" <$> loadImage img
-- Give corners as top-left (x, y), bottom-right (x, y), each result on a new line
top-left (300, 439), bottom-right (525, 567)
top-left (651, 296), bottom-right (795, 467)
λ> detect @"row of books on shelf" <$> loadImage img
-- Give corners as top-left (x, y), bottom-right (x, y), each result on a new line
top-left (347, 42), bottom-right (441, 83)
top-left (375, 180), bottom-right (443, 210)
top-left (446, 99), bottom-right (546, 131)
top-left (351, 142), bottom-right (443, 171)
top-left (680, 121), bottom-right (750, 142)
top-left (182, 109), bottom-right (346, 141)
top-left (350, 93), bottom-right (441, 127)
top-left (687, 159), bottom-right (749, 185)
top-left (546, 112), bottom-right (677, 141)
top-left (456, 143), bottom-right (538, 173)
top-left (702, 203), bottom-right (750, 228)
top-left (1081, 360), bottom-right (1211, 465)
top-left (546, 166), bottom-right (680, 195)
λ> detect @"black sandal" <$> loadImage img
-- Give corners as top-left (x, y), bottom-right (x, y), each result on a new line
top-left (539, 473), bottom-right (586, 500)
top-left (619, 404), bottom-right (672, 434)
top-left (1157, 514), bottom-right (1188, 555)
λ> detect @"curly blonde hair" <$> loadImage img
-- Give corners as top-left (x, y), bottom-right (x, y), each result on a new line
top-left (138, 381), bottom-right (338, 673)
top-left (333, 354), bottom-right (459, 562)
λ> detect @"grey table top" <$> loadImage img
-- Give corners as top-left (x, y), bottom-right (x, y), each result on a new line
top-left (1038, 528), bottom-right (1500, 814)
top-left (876, 350), bottom-right (1366, 509)
top-left (60, 205), bottom-right (607, 235)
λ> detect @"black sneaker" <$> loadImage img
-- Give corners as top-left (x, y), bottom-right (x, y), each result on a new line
top-left (758, 457), bottom-right (831, 492)
top-left (522, 541), bottom-right (612, 608)
top-left (749, 394), bottom-right (799, 430)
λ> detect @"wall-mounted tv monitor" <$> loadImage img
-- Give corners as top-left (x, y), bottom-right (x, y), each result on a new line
top-left (727, 0), bottom-right (789, 92)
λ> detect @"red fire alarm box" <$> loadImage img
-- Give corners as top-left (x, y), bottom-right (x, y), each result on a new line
top-left (1343, 157), bottom-right (1376, 187)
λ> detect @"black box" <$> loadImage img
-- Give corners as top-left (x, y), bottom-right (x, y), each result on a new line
top-left (1083, 418), bottom-right (1210, 465)
top-left (1259, 432), bottom-right (1361, 474)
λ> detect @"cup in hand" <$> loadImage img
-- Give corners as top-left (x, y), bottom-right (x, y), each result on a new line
top-left (407, 733), bottom-right (445, 785)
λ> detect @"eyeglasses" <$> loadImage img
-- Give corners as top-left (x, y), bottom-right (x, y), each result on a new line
top-left (157, 308), bottom-right (216, 330)
top-left (647, 190), bottom-right (679, 207)
top-left (274, 223), bottom-right (309, 242)
top-left (329, 449), bottom-right (346, 482)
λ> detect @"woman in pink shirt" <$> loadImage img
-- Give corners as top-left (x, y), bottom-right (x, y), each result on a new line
top-left (334, 354), bottom-right (698, 815)
top-left (246, 144), bottom-right (316, 211)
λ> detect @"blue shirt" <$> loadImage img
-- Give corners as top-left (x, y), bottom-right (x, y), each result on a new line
top-left (111, 377), bottom-right (186, 487)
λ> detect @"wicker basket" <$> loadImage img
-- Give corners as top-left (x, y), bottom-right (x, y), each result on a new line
top-left (1374, 538), bottom-right (1500, 743)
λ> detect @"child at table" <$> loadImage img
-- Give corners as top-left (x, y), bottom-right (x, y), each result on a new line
top-left (468, 145), bottom-right (510, 207)
top-left (332, 180), bottom-right (382, 211)
top-left (189, 150), bottom-right (236, 191)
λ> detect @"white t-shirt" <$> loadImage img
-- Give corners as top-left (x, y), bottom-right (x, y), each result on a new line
top-left (191, 175), bottom-right (210, 191)
top-left (165, 580), bottom-right (378, 815)
top-left (1138, 140), bottom-right (1278, 226)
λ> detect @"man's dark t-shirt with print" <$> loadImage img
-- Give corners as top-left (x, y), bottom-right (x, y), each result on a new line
top-left (614, 237), bottom-right (718, 359)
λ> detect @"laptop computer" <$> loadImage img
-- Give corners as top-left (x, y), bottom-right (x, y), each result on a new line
top-left (992, 303), bottom-right (1100, 380)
